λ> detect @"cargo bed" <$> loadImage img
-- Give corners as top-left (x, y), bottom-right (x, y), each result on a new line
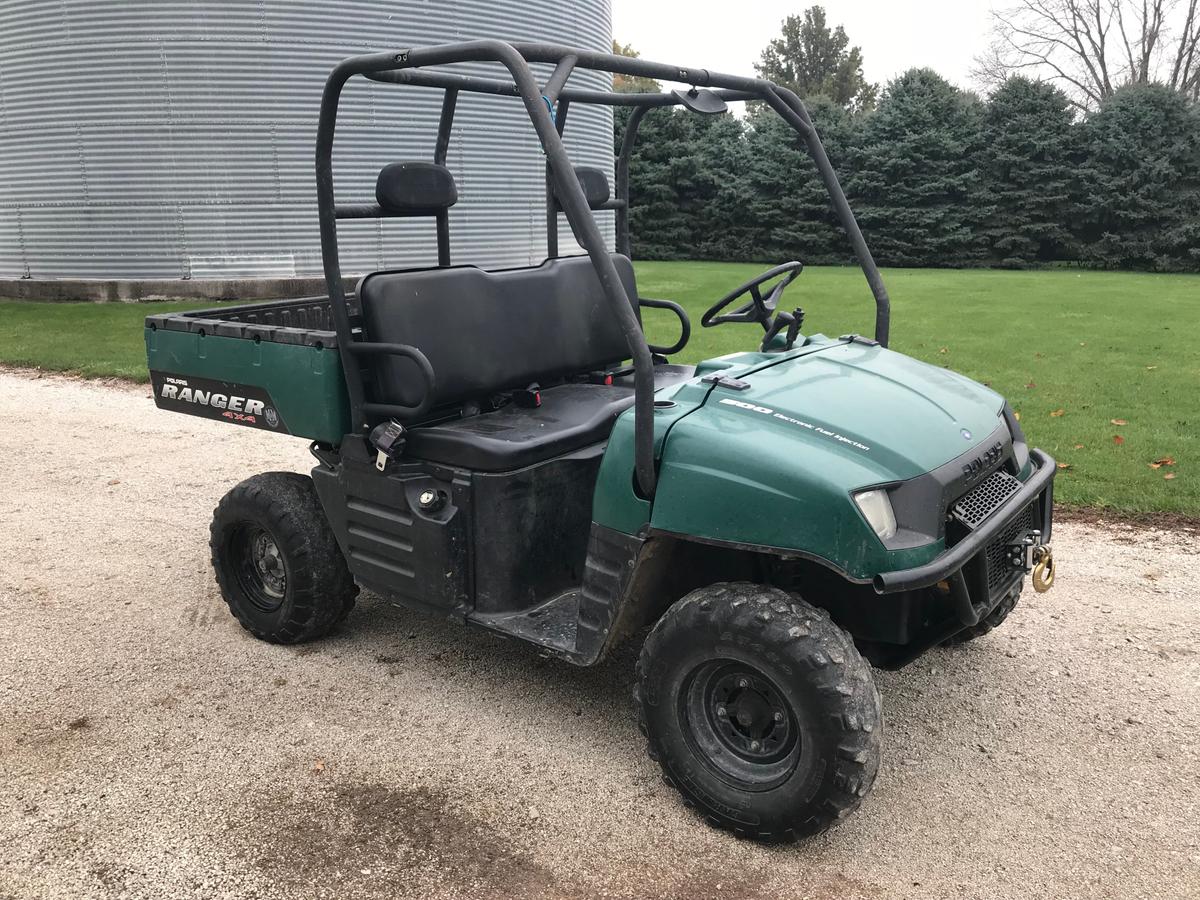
top-left (145, 297), bottom-right (351, 444)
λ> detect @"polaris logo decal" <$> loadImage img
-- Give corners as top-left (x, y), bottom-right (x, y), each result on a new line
top-left (718, 397), bottom-right (871, 452)
top-left (150, 371), bottom-right (288, 433)
top-left (962, 441), bottom-right (1004, 482)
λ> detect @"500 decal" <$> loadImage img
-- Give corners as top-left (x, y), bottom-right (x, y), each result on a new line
top-left (150, 372), bottom-right (288, 433)
top-left (718, 397), bottom-right (871, 452)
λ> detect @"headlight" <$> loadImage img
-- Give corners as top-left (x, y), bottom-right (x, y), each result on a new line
top-left (854, 489), bottom-right (897, 541)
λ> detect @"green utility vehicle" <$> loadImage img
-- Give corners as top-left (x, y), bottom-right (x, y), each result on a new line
top-left (146, 40), bottom-right (1057, 840)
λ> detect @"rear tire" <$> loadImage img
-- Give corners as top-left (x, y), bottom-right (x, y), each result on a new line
top-left (943, 585), bottom-right (1021, 645)
top-left (210, 471), bottom-right (357, 644)
top-left (635, 582), bottom-right (882, 841)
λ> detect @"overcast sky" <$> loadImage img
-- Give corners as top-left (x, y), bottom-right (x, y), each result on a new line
top-left (611, 0), bottom-right (996, 93)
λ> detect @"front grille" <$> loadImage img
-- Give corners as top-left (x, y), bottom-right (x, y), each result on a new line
top-left (953, 469), bottom-right (1021, 529)
top-left (984, 504), bottom-right (1036, 592)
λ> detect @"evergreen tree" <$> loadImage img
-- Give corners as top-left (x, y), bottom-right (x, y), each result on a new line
top-left (756, 6), bottom-right (877, 112)
top-left (846, 69), bottom-right (991, 267)
top-left (613, 63), bottom-right (1200, 270)
top-left (742, 96), bottom-right (855, 264)
top-left (690, 114), bottom-right (757, 261)
top-left (617, 104), bottom-right (751, 261)
top-left (980, 77), bottom-right (1079, 267)
top-left (1076, 84), bottom-right (1200, 272)
top-left (619, 108), bottom-right (709, 260)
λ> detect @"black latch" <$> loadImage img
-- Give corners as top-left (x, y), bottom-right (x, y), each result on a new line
top-left (369, 419), bottom-right (406, 471)
top-left (512, 382), bottom-right (542, 408)
top-left (701, 373), bottom-right (752, 391)
top-left (840, 333), bottom-right (880, 347)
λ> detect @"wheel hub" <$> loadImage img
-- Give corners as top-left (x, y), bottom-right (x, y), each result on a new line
top-left (251, 532), bottom-right (286, 597)
top-left (681, 660), bottom-right (801, 790)
top-left (708, 669), bottom-right (792, 762)
top-left (229, 524), bottom-right (287, 612)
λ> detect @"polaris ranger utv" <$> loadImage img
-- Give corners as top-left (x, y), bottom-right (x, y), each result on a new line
top-left (145, 40), bottom-right (1057, 840)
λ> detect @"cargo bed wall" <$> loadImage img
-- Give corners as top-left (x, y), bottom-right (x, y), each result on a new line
top-left (145, 297), bottom-right (351, 444)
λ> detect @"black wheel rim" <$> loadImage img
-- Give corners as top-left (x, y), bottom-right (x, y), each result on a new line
top-left (680, 659), bottom-right (801, 791)
top-left (228, 524), bottom-right (287, 613)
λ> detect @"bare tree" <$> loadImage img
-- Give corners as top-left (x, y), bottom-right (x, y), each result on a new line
top-left (977, 0), bottom-right (1200, 109)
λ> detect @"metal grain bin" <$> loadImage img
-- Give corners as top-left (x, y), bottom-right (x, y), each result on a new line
top-left (0, 0), bottom-right (613, 288)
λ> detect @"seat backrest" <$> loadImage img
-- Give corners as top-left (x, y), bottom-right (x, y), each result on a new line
top-left (357, 254), bottom-right (639, 410)
top-left (376, 161), bottom-right (458, 214)
top-left (556, 167), bottom-right (610, 210)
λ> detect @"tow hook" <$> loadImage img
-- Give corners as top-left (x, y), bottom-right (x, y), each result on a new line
top-left (1032, 545), bottom-right (1055, 593)
top-left (1008, 531), bottom-right (1055, 593)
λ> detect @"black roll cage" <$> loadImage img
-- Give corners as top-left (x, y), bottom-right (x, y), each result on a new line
top-left (316, 39), bottom-right (892, 499)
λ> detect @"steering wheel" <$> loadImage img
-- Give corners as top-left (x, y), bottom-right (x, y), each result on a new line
top-left (700, 261), bottom-right (804, 330)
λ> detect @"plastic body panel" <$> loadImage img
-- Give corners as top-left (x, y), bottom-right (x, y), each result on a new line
top-left (592, 338), bottom-right (1028, 582)
top-left (309, 437), bottom-right (645, 666)
top-left (648, 404), bottom-right (944, 581)
top-left (472, 445), bottom-right (605, 616)
top-left (145, 301), bottom-right (350, 443)
top-left (311, 440), bottom-right (471, 614)
top-left (590, 377), bottom-right (710, 535)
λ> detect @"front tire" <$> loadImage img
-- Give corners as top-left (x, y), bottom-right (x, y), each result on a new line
top-left (636, 582), bottom-right (882, 841)
top-left (210, 471), bottom-right (357, 644)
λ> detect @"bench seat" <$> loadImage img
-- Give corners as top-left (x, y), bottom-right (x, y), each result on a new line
top-left (404, 365), bottom-right (694, 471)
top-left (357, 254), bottom-right (691, 471)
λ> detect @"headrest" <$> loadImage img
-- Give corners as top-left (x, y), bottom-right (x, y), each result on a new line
top-left (376, 162), bottom-right (458, 214)
top-left (558, 167), bottom-right (611, 210)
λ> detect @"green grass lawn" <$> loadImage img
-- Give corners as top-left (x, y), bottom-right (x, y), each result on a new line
top-left (0, 299), bottom-right (234, 380)
top-left (636, 263), bottom-right (1199, 516)
top-left (2, 263), bottom-right (1197, 515)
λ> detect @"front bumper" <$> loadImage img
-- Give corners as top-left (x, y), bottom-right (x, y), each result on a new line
top-left (873, 448), bottom-right (1056, 595)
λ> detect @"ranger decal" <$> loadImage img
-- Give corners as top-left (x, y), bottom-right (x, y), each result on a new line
top-left (149, 371), bottom-right (289, 433)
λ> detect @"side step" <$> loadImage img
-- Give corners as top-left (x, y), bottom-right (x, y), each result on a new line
top-left (470, 591), bottom-right (581, 659)
top-left (466, 524), bottom-right (645, 665)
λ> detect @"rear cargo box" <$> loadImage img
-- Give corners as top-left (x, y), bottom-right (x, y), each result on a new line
top-left (145, 297), bottom-right (351, 444)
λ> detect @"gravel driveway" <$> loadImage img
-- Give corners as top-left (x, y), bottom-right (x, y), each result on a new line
top-left (1, 370), bottom-right (1197, 900)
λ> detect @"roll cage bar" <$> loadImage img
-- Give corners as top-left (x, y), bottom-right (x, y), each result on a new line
top-left (316, 39), bottom-right (891, 500)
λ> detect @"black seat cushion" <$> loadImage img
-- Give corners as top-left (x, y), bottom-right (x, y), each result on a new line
top-left (405, 365), bottom-right (696, 471)
top-left (405, 382), bottom-right (634, 471)
top-left (358, 254), bottom-right (639, 411)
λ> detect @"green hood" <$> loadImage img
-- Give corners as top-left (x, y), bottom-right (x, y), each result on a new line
top-left (637, 339), bottom-right (1012, 579)
top-left (725, 340), bottom-right (1005, 481)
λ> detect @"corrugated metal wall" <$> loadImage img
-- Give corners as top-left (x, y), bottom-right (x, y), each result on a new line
top-left (0, 0), bottom-right (614, 280)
